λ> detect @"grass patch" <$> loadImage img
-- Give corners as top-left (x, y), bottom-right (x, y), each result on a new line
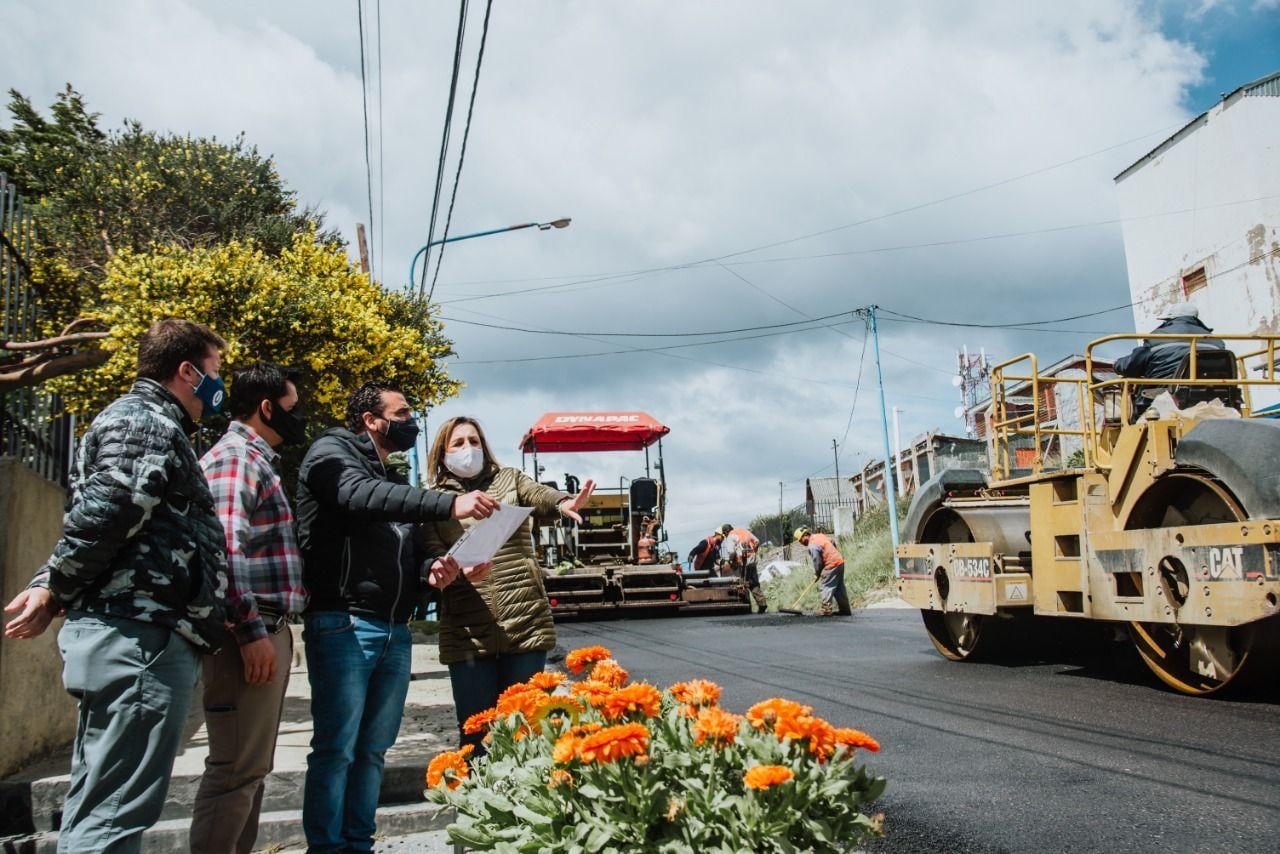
top-left (762, 498), bottom-right (908, 612)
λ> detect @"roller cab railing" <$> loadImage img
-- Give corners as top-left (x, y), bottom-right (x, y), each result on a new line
top-left (989, 334), bottom-right (1280, 483)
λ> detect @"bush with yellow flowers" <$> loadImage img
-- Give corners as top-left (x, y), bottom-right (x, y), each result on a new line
top-left (425, 646), bottom-right (886, 852)
top-left (48, 231), bottom-right (460, 421)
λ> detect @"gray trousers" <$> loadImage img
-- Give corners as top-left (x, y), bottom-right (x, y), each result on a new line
top-left (818, 564), bottom-right (851, 615)
top-left (57, 611), bottom-right (199, 854)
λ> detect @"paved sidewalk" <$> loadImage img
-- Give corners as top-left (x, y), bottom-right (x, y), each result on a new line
top-left (1, 627), bottom-right (461, 852)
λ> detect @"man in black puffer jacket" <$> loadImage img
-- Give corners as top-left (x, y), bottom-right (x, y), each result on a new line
top-left (1116, 302), bottom-right (1226, 419)
top-left (4, 318), bottom-right (230, 853)
top-left (296, 380), bottom-right (496, 853)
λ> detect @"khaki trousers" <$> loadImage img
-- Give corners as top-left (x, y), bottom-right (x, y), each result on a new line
top-left (189, 629), bottom-right (293, 854)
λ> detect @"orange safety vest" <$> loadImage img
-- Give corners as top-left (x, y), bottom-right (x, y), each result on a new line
top-left (809, 533), bottom-right (844, 569)
top-left (729, 527), bottom-right (758, 555)
top-left (693, 536), bottom-right (722, 570)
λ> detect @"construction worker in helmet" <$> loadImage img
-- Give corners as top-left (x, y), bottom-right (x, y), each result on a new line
top-left (720, 523), bottom-right (767, 613)
top-left (686, 529), bottom-right (726, 573)
top-left (795, 526), bottom-right (851, 617)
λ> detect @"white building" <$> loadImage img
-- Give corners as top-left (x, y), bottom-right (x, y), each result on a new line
top-left (1114, 70), bottom-right (1280, 336)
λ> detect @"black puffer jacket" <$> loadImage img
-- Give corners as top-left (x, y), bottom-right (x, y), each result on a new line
top-left (29, 379), bottom-right (229, 652)
top-left (1115, 315), bottom-right (1225, 379)
top-left (297, 427), bottom-right (456, 623)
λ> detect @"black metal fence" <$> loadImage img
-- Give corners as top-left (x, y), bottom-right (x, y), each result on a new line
top-left (2, 174), bottom-right (74, 488)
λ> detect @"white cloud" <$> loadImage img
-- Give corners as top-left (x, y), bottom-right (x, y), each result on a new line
top-left (2, 1), bottom-right (1209, 552)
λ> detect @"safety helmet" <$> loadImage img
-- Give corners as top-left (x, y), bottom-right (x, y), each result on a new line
top-left (793, 526), bottom-right (811, 542)
top-left (720, 523), bottom-right (733, 535)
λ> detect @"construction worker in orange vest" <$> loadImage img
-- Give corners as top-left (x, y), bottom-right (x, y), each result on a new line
top-left (795, 526), bottom-right (851, 616)
top-left (686, 530), bottom-right (725, 573)
top-left (720, 523), bottom-right (767, 612)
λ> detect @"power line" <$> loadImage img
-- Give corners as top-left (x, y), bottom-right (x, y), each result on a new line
top-left (876, 244), bottom-right (1280, 331)
top-left (355, 0), bottom-right (376, 279)
top-left (418, 0), bottom-right (470, 297)
top-left (445, 305), bottom-right (870, 391)
top-left (432, 119), bottom-right (1192, 301)
top-left (427, 0), bottom-right (494, 303)
top-left (439, 308), bottom-right (859, 338)
top-left (438, 192), bottom-right (1280, 305)
top-left (375, 0), bottom-right (385, 279)
top-left (454, 317), bottom-right (865, 364)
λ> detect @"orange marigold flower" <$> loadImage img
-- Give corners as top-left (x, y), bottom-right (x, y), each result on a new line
top-left (552, 722), bottom-right (604, 764)
top-left (670, 679), bottom-right (722, 707)
top-left (553, 733), bottom-right (581, 764)
top-left (601, 683), bottom-right (662, 721)
top-left (565, 645), bottom-right (612, 674)
top-left (834, 728), bottom-right (881, 753)
top-left (744, 764), bottom-right (794, 790)
top-left (746, 698), bottom-right (813, 731)
top-left (677, 703), bottom-right (699, 719)
top-left (496, 687), bottom-right (547, 721)
top-left (591, 659), bottom-right (629, 688)
top-left (577, 722), bottom-right (650, 765)
top-left (526, 671), bottom-right (566, 692)
top-left (803, 717), bottom-right (837, 762)
top-left (693, 707), bottom-right (742, 747)
top-left (426, 745), bottom-right (474, 791)
top-left (462, 708), bottom-right (497, 735)
top-left (570, 680), bottom-right (616, 708)
top-left (774, 714), bottom-right (837, 761)
top-left (548, 769), bottom-right (574, 789)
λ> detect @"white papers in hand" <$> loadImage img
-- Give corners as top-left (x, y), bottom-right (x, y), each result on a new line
top-left (446, 503), bottom-right (535, 567)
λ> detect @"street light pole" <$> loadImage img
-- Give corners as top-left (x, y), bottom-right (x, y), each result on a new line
top-left (864, 305), bottom-right (902, 574)
top-left (406, 217), bottom-right (571, 485)
top-left (409, 218), bottom-right (571, 294)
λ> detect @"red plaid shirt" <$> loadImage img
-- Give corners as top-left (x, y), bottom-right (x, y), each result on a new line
top-left (200, 421), bottom-right (306, 644)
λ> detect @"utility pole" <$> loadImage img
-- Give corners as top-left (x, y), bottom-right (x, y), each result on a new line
top-left (864, 306), bottom-right (902, 573)
top-left (355, 223), bottom-right (371, 275)
top-left (778, 481), bottom-right (785, 547)
top-left (832, 439), bottom-right (842, 504)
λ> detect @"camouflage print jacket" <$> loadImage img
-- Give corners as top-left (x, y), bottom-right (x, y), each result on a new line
top-left (28, 379), bottom-right (230, 651)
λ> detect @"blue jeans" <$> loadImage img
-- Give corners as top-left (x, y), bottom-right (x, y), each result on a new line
top-left (57, 612), bottom-right (199, 854)
top-left (448, 650), bottom-right (547, 752)
top-left (301, 612), bottom-right (411, 853)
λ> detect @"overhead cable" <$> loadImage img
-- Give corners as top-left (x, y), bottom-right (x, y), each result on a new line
top-left (356, 0), bottom-right (376, 279)
top-left (418, 0), bottom-right (470, 297)
top-left (427, 0), bottom-right (495, 303)
top-left (375, 0), bottom-right (385, 278)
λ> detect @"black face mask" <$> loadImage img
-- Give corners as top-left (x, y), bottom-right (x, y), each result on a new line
top-left (264, 401), bottom-right (307, 446)
top-left (383, 416), bottom-right (420, 452)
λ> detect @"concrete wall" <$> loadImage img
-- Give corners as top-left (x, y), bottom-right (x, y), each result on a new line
top-left (0, 457), bottom-right (75, 777)
top-left (1115, 89), bottom-right (1280, 409)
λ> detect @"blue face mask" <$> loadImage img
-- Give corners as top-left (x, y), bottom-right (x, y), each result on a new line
top-left (189, 365), bottom-right (227, 417)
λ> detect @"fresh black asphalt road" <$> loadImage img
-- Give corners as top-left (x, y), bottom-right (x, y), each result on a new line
top-left (554, 609), bottom-right (1280, 853)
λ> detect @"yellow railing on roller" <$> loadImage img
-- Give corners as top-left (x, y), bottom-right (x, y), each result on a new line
top-left (989, 333), bottom-right (1280, 481)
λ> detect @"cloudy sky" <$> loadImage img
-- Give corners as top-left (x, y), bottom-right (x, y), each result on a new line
top-left (5, 0), bottom-right (1278, 551)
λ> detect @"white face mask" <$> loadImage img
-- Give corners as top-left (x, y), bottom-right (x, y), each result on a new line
top-left (444, 445), bottom-right (485, 479)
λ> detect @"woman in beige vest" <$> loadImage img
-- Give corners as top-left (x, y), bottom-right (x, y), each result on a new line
top-left (423, 416), bottom-right (594, 751)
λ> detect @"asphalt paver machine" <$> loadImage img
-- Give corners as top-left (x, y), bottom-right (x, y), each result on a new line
top-left (899, 333), bottom-right (1280, 695)
top-left (520, 411), bottom-right (749, 617)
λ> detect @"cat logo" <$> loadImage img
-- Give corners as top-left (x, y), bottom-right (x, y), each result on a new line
top-left (1207, 546), bottom-right (1246, 580)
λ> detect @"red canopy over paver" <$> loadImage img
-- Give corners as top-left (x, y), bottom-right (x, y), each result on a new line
top-left (519, 412), bottom-right (670, 453)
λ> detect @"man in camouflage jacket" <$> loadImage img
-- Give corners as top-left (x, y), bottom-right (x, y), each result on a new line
top-left (4, 318), bottom-right (230, 854)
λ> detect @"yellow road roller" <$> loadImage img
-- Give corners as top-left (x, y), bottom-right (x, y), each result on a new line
top-left (898, 332), bottom-right (1280, 695)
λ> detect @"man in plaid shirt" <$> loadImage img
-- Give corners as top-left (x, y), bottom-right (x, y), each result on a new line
top-left (190, 363), bottom-right (308, 854)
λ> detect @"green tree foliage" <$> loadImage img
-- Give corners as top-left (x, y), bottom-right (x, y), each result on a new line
top-left (0, 85), bottom-right (337, 328)
top-left (2, 86), bottom-right (457, 422)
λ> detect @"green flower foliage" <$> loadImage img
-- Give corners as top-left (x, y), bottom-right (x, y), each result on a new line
top-left (427, 664), bottom-right (886, 852)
